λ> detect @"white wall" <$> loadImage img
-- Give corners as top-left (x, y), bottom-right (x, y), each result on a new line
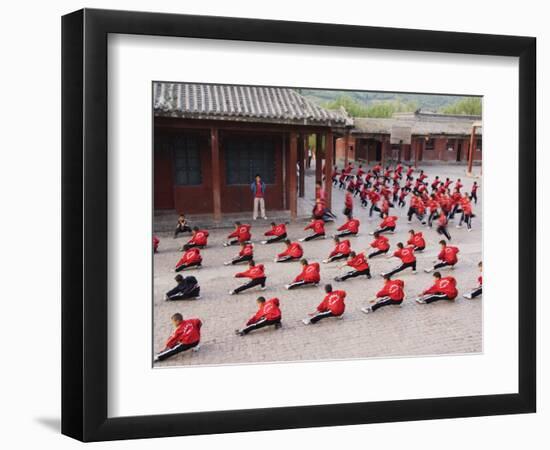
top-left (0, 1), bottom-right (546, 448)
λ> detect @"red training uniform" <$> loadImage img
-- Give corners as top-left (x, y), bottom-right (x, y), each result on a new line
top-left (165, 318), bottom-right (202, 347)
top-left (338, 218), bottom-right (360, 234)
top-left (393, 246), bottom-right (416, 264)
top-left (370, 235), bottom-right (390, 251)
top-left (317, 290), bottom-right (346, 316)
top-left (236, 264), bottom-right (266, 280)
top-left (176, 248), bottom-right (202, 268)
top-left (423, 276), bottom-right (458, 299)
top-left (228, 224), bottom-right (252, 243)
top-left (329, 239), bottom-right (351, 257)
top-left (438, 246), bottom-right (459, 265)
top-left (294, 263), bottom-right (321, 283)
top-left (265, 223), bottom-right (286, 237)
top-left (376, 279), bottom-right (405, 300)
top-left (305, 219), bottom-right (325, 235)
top-left (347, 252), bottom-right (369, 271)
top-left (278, 242), bottom-right (304, 259)
top-left (246, 298), bottom-right (282, 325)
top-left (407, 232), bottom-right (426, 248)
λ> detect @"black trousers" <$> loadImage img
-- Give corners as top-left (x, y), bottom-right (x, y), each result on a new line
top-left (449, 205), bottom-right (462, 219)
top-left (414, 246), bottom-right (425, 252)
top-left (361, 197), bottom-right (368, 207)
top-left (234, 277), bottom-right (266, 294)
top-left (231, 254), bottom-right (253, 265)
top-left (436, 225), bottom-right (451, 240)
top-left (471, 192), bottom-right (478, 203)
top-left (327, 253), bottom-right (349, 263)
top-left (368, 249), bottom-right (388, 258)
top-left (377, 225), bottom-right (395, 234)
top-left (372, 297), bottom-right (403, 312)
top-left (385, 260), bottom-right (416, 277)
top-left (175, 261), bottom-right (201, 272)
top-left (183, 243), bottom-right (204, 251)
top-left (469, 286), bottom-right (482, 298)
top-left (264, 233), bottom-right (287, 244)
top-left (433, 261), bottom-right (454, 270)
top-left (174, 224), bottom-right (192, 237)
top-left (287, 280), bottom-right (317, 289)
top-left (337, 268), bottom-right (371, 281)
top-left (459, 213), bottom-right (473, 229)
top-left (334, 230), bottom-right (357, 238)
top-left (310, 310), bottom-right (338, 323)
top-left (343, 207), bottom-right (352, 217)
top-left (166, 286), bottom-right (200, 300)
top-left (398, 198), bottom-right (406, 207)
top-left (276, 255), bottom-right (300, 263)
top-left (242, 317), bottom-right (281, 334)
top-left (156, 341), bottom-right (199, 361)
top-left (369, 204), bottom-right (381, 217)
top-left (428, 210), bottom-right (438, 227)
top-left (304, 232), bottom-right (325, 241)
top-left (422, 293), bottom-right (452, 304)
top-left (407, 208), bottom-right (425, 222)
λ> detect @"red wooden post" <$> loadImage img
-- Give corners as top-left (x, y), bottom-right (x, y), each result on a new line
top-left (344, 133), bottom-right (349, 167)
top-left (468, 125), bottom-right (476, 175)
top-left (315, 133), bottom-right (323, 183)
top-left (289, 132), bottom-right (298, 219)
top-left (414, 138), bottom-right (418, 167)
top-left (210, 128), bottom-right (222, 222)
top-left (298, 135), bottom-right (305, 198)
top-left (325, 131), bottom-right (334, 210)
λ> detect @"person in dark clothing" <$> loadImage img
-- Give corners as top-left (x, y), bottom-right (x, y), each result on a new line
top-left (165, 274), bottom-right (201, 300)
top-left (174, 214), bottom-right (192, 238)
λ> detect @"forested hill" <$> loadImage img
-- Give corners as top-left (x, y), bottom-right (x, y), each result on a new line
top-left (297, 89), bottom-right (481, 117)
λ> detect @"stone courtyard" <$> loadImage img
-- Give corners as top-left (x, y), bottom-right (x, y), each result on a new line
top-left (153, 164), bottom-right (482, 367)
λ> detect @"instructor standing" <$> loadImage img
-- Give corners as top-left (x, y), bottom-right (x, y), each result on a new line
top-left (251, 174), bottom-right (267, 220)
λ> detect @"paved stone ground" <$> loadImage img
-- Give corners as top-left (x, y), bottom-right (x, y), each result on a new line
top-left (153, 164), bottom-right (482, 367)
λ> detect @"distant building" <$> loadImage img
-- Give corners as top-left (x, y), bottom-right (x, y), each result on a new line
top-left (336, 110), bottom-right (482, 165)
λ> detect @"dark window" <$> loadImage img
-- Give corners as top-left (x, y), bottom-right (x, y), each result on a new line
top-left (425, 138), bottom-right (435, 150)
top-left (173, 136), bottom-right (202, 186)
top-left (476, 138), bottom-right (482, 151)
top-left (225, 137), bottom-right (276, 185)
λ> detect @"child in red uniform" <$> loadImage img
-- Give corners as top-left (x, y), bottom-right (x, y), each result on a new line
top-left (261, 222), bottom-right (287, 244)
top-left (323, 237), bottom-right (351, 263)
top-left (415, 272), bottom-right (458, 304)
top-left (223, 221), bottom-right (252, 247)
top-left (436, 210), bottom-right (452, 240)
top-left (368, 188), bottom-right (381, 218)
top-left (334, 214), bottom-right (360, 238)
top-left (343, 187), bottom-right (354, 216)
top-left (471, 181), bottom-right (479, 204)
top-left (371, 213), bottom-right (397, 235)
top-left (382, 242), bottom-right (417, 277)
top-left (229, 260), bottom-right (267, 295)
top-left (300, 218), bottom-right (326, 242)
top-left (464, 261), bottom-right (483, 299)
top-left (285, 259), bottom-right (321, 290)
top-left (224, 242), bottom-right (254, 266)
top-left (425, 240), bottom-right (459, 273)
top-left (457, 195), bottom-right (474, 231)
top-left (368, 231), bottom-right (390, 258)
top-left (361, 275), bottom-right (405, 314)
top-left (302, 284), bottom-right (346, 324)
top-left (153, 235), bottom-right (160, 253)
top-left (154, 313), bottom-right (201, 361)
top-left (235, 297), bottom-right (282, 336)
top-left (407, 229), bottom-right (426, 252)
top-left (275, 240), bottom-right (304, 263)
top-left (175, 247), bottom-right (202, 272)
top-left (182, 227), bottom-right (209, 251)
top-left (335, 251), bottom-right (371, 282)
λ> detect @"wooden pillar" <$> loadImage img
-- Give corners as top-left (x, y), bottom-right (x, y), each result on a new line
top-left (414, 138), bottom-right (419, 168)
top-left (298, 135), bottom-right (305, 198)
top-left (210, 128), bottom-right (222, 222)
top-left (289, 132), bottom-right (298, 219)
top-left (315, 133), bottom-right (323, 183)
top-left (467, 126), bottom-right (476, 175)
top-left (381, 138), bottom-right (387, 166)
top-left (344, 133), bottom-right (350, 166)
top-left (325, 131), bottom-right (334, 210)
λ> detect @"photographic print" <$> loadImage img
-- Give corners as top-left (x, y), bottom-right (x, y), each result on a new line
top-left (152, 82), bottom-right (483, 367)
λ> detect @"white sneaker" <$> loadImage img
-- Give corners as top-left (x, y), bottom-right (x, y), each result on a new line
top-left (262, 216), bottom-right (268, 220)
top-left (284, 284), bottom-right (291, 290)
top-left (411, 270), bottom-right (417, 274)
top-left (416, 298), bottom-right (426, 304)
top-left (323, 235), bottom-right (327, 239)
top-left (467, 228), bottom-right (472, 232)
top-left (260, 286), bottom-right (267, 291)
top-left (298, 238), bottom-right (306, 242)
top-left (322, 259), bottom-right (329, 264)
top-left (424, 268), bottom-right (433, 273)
top-left (361, 306), bottom-right (372, 314)
top-left (380, 272), bottom-right (387, 277)
top-left (261, 240), bottom-right (268, 245)
top-left (456, 225), bottom-right (463, 229)
top-left (192, 344), bottom-right (201, 352)
top-left (229, 290), bottom-right (235, 295)
top-left (463, 293), bottom-right (473, 299)
top-left (194, 295), bottom-right (202, 300)
top-left (302, 318), bottom-right (311, 325)
top-left (223, 261), bottom-right (231, 266)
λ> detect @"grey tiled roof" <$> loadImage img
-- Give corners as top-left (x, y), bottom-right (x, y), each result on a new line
top-left (353, 112), bottom-right (482, 137)
top-left (153, 82), bottom-right (351, 127)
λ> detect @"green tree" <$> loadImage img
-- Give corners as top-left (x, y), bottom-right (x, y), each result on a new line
top-left (440, 97), bottom-right (482, 115)
top-left (323, 95), bottom-right (417, 118)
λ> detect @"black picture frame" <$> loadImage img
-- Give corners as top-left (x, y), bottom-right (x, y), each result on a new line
top-left (61, 8), bottom-right (536, 442)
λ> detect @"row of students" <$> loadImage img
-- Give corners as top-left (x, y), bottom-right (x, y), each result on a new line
top-left (156, 265), bottom-right (484, 361)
